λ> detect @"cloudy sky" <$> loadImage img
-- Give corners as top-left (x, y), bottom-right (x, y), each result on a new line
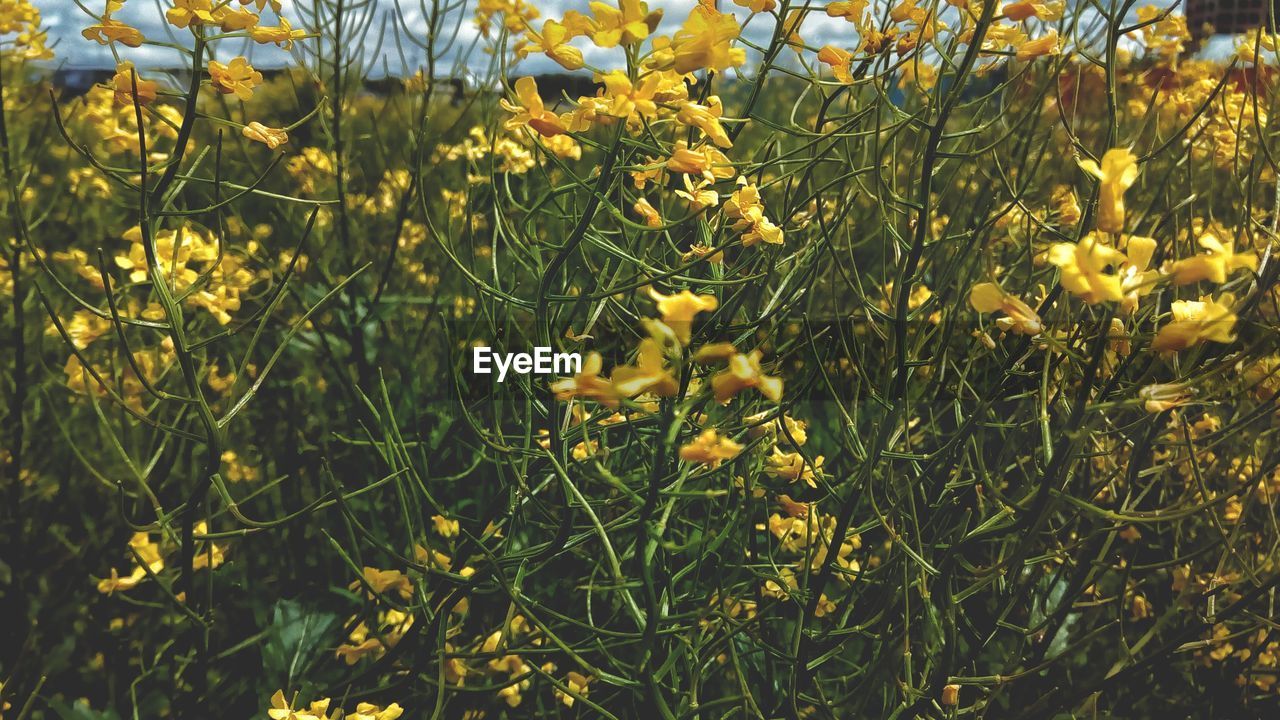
top-left (31, 0), bottom-right (1222, 75)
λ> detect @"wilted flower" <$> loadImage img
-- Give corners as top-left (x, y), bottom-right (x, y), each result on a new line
top-left (242, 121), bottom-right (289, 149)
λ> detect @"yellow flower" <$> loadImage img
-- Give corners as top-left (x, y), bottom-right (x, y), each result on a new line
top-left (590, 0), bottom-right (661, 47)
top-left (679, 429), bottom-right (743, 468)
top-left (82, 17), bottom-right (144, 47)
top-left (111, 61), bottom-right (158, 106)
top-left (347, 703), bottom-right (404, 720)
top-left (432, 514), bottom-right (460, 538)
top-left (1015, 30), bottom-right (1059, 61)
top-left (1078, 148), bottom-right (1139, 233)
top-left (541, 133), bottom-right (582, 160)
top-left (817, 45), bottom-right (854, 84)
top-left (666, 1), bottom-right (746, 73)
top-left (1053, 184), bottom-right (1082, 225)
top-left (723, 178), bottom-right (783, 246)
top-left (649, 287), bottom-right (717, 345)
top-left (900, 61), bottom-right (938, 91)
top-left (241, 0), bottom-right (284, 11)
top-left (780, 8), bottom-right (806, 48)
top-left (166, 0), bottom-right (217, 29)
top-left (709, 349), bottom-right (783, 404)
top-left (250, 17), bottom-right (306, 48)
top-left (1003, 0), bottom-right (1063, 21)
top-left (1167, 234), bottom-right (1258, 285)
top-left (217, 7), bottom-right (260, 31)
top-left (633, 197), bottom-right (662, 227)
top-left (61, 311), bottom-right (113, 350)
top-left (826, 0), bottom-right (868, 22)
top-left (665, 141), bottom-right (734, 182)
top-left (351, 567), bottom-right (413, 600)
top-left (522, 19), bottom-right (584, 71)
top-left (1048, 233), bottom-right (1126, 304)
top-left (612, 338), bottom-right (679, 397)
top-left (551, 352), bottom-right (619, 406)
top-left (593, 70), bottom-right (661, 125)
top-left (682, 243), bottom-right (724, 264)
top-left (676, 97), bottom-right (732, 148)
top-left (734, 0), bottom-right (776, 11)
top-left (97, 532), bottom-right (164, 595)
top-left (765, 447), bottom-right (823, 488)
top-left (814, 594), bottom-right (837, 617)
top-left (968, 282), bottom-right (1043, 335)
top-left (267, 690), bottom-right (331, 720)
top-left (500, 76), bottom-right (566, 137)
top-left (555, 672), bottom-right (592, 707)
top-left (675, 175), bottom-right (719, 212)
top-left (209, 57), bottom-right (264, 100)
top-left (1236, 28), bottom-right (1278, 65)
top-left (96, 566), bottom-right (146, 595)
top-left (1119, 234), bottom-right (1160, 314)
top-left (242, 121), bottom-right (289, 149)
top-left (1151, 293), bottom-right (1238, 352)
top-left (190, 521), bottom-right (226, 571)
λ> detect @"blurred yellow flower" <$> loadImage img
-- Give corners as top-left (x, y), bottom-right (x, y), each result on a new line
top-left (969, 282), bottom-right (1043, 335)
top-left (679, 429), bottom-right (743, 468)
top-left (1016, 30), bottom-right (1060, 61)
top-left (1078, 148), bottom-right (1139, 233)
top-left (827, 0), bottom-right (867, 22)
top-left (612, 338), bottom-right (678, 397)
top-left (666, 1), bottom-right (746, 73)
top-left (551, 352), bottom-right (619, 406)
top-left (649, 287), bottom-right (718, 344)
top-left (1167, 234), bottom-right (1257, 285)
top-left (111, 61), bottom-right (157, 106)
top-left (1003, 0), bottom-right (1063, 21)
top-left (710, 349), bottom-right (782, 404)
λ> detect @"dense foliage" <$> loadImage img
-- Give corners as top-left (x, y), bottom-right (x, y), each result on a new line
top-left (3, 0), bottom-right (1280, 717)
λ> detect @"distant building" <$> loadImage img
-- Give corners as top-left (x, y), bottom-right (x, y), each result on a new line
top-left (1186, 0), bottom-right (1275, 40)
top-left (51, 68), bottom-right (113, 96)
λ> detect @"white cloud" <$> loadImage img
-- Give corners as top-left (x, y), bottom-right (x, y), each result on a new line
top-left (32, 0), bottom-right (1222, 76)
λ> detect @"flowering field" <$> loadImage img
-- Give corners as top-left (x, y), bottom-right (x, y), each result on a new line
top-left (2, 0), bottom-right (1280, 717)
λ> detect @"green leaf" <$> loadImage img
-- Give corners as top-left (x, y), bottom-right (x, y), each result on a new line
top-left (260, 598), bottom-right (338, 691)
